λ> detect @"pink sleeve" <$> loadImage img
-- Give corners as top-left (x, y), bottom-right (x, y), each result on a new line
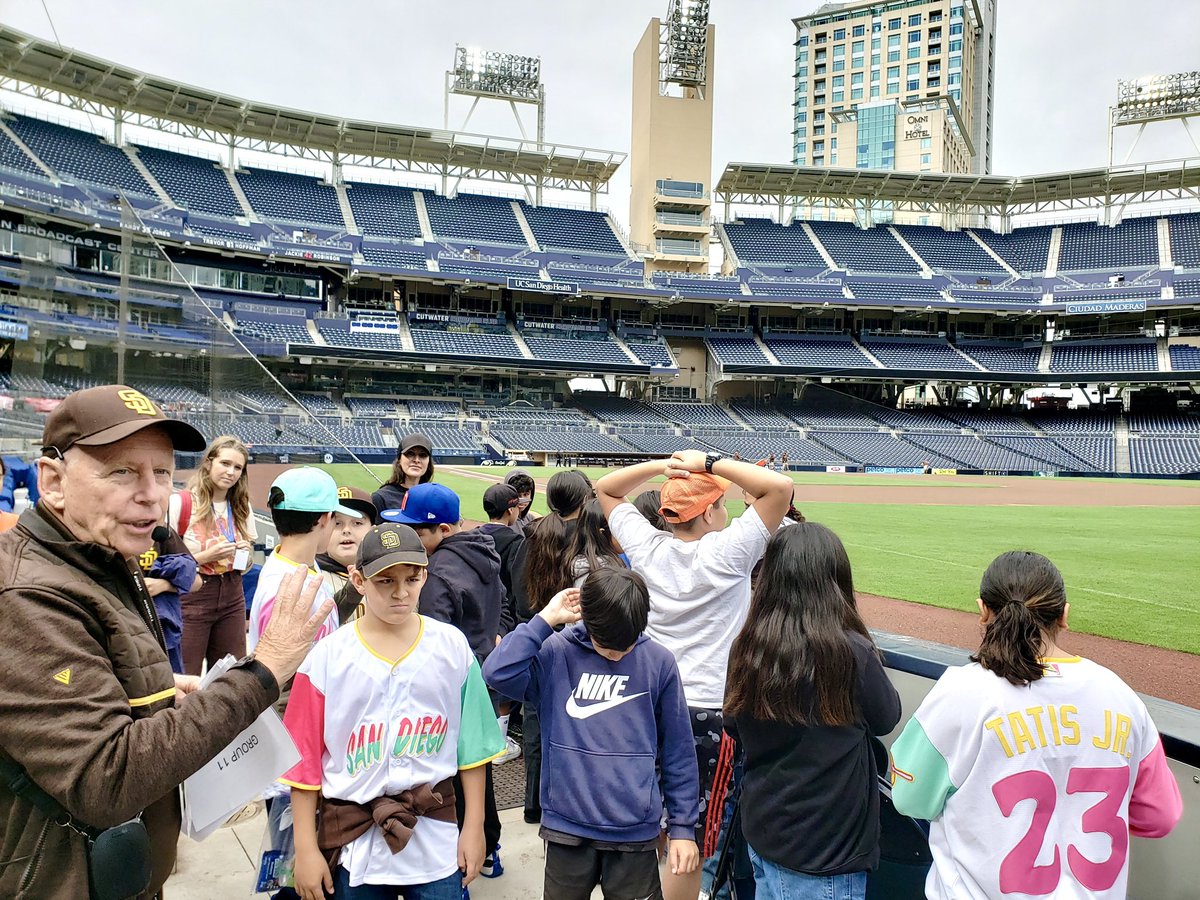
top-left (1128, 737), bottom-right (1183, 838)
top-left (280, 672), bottom-right (326, 790)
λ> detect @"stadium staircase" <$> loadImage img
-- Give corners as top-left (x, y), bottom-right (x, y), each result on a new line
top-left (512, 203), bottom-right (542, 252)
top-left (1157, 338), bottom-right (1172, 372)
top-left (412, 191), bottom-right (434, 240)
top-left (967, 231), bottom-right (1020, 278)
top-left (0, 119), bottom-right (54, 178)
top-left (225, 170), bottom-right (259, 221)
top-left (850, 335), bottom-right (886, 369)
top-left (887, 226), bottom-right (932, 274)
top-left (1045, 227), bottom-right (1063, 277)
top-left (334, 183), bottom-right (361, 235)
top-left (305, 321), bottom-right (328, 345)
top-left (952, 344), bottom-right (988, 371)
top-left (123, 149), bottom-right (172, 205)
top-left (753, 333), bottom-right (782, 366)
top-left (1157, 218), bottom-right (1173, 267)
top-left (506, 322), bottom-right (536, 359)
top-left (716, 223), bottom-right (742, 270)
top-left (1113, 415), bottom-right (1132, 473)
top-left (1037, 343), bottom-right (1053, 373)
top-left (800, 222), bottom-right (839, 270)
top-left (610, 330), bottom-right (646, 365)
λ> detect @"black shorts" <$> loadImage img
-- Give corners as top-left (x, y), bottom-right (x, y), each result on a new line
top-left (544, 840), bottom-right (662, 900)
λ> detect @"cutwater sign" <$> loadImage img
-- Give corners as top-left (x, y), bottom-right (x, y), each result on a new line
top-left (507, 277), bottom-right (579, 295)
top-left (1064, 299), bottom-right (1148, 315)
top-left (0, 319), bottom-right (29, 340)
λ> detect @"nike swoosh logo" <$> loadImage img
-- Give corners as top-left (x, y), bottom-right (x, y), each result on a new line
top-left (565, 692), bottom-right (648, 720)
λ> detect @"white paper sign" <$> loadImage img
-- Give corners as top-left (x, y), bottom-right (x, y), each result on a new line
top-left (181, 658), bottom-right (300, 840)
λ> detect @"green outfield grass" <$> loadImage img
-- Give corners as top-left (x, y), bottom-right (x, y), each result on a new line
top-left (321, 465), bottom-right (1199, 655)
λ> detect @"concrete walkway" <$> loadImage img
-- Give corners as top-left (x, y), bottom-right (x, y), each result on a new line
top-left (167, 807), bottom-right (558, 898)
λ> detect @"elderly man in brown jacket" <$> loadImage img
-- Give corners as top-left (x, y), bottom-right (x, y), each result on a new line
top-left (0, 385), bottom-right (333, 899)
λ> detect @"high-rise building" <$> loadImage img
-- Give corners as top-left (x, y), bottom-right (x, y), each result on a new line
top-left (792, 0), bottom-right (996, 176)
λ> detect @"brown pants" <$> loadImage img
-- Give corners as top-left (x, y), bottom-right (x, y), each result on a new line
top-left (181, 571), bottom-right (247, 675)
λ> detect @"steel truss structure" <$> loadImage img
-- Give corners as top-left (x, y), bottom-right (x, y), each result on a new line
top-left (715, 158), bottom-right (1200, 230)
top-left (0, 26), bottom-right (623, 201)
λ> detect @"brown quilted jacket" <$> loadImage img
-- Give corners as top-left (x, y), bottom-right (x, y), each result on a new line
top-left (0, 504), bottom-right (280, 899)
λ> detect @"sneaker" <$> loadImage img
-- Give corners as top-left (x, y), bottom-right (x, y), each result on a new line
top-left (481, 844), bottom-right (504, 878)
top-left (494, 736), bottom-right (522, 765)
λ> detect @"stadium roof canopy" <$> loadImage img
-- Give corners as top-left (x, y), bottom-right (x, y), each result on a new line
top-left (715, 159), bottom-right (1200, 224)
top-left (0, 26), bottom-right (624, 195)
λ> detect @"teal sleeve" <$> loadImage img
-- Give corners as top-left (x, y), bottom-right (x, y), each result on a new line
top-left (889, 718), bottom-right (957, 820)
top-left (458, 658), bottom-right (505, 769)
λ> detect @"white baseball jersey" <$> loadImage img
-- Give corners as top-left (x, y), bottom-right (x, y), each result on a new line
top-left (247, 551), bottom-right (339, 652)
top-left (282, 617), bottom-right (505, 887)
top-left (890, 656), bottom-right (1182, 900)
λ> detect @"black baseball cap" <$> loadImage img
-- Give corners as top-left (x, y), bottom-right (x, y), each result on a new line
top-left (356, 523), bottom-right (429, 577)
top-left (399, 433), bottom-right (432, 455)
top-left (483, 483), bottom-right (520, 519)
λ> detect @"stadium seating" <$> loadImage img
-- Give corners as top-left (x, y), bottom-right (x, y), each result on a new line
top-left (809, 431), bottom-right (944, 467)
top-left (652, 273), bottom-right (743, 299)
top-left (859, 339), bottom-right (979, 371)
top-left (316, 318), bottom-right (405, 351)
top-left (1025, 413), bottom-right (1116, 435)
top-left (893, 225), bottom-right (1006, 273)
top-left (409, 326), bottom-right (522, 358)
top-left (706, 335), bottom-right (772, 367)
top-left (136, 146), bottom-right (243, 217)
top-left (949, 286), bottom-right (1045, 307)
top-left (972, 226), bottom-right (1053, 273)
top-left (1175, 278), bottom-right (1200, 299)
top-left (1050, 436), bottom-right (1115, 471)
top-left (0, 122), bottom-right (45, 177)
top-left (958, 343), bottom-right (1042, 372)
top-left (547, 262), bottom-right (645, 287)
top-left (765, 334), bottom-right (875, 368)
top-left (573, 394), bottom-right (671, 428)
top-left (622, 336), bottom-right (675, 368)
top-left (1169, 344), bottom-right (1200, 371)
top-left (721, 219), bottom-right (827, 269)
top-left (234, 316), bottom-right (313, 347)
top-left (1129, 437), bottom-right (1200, 474)
top-left (522, 205), bottom-right (626, 255)
top-left (1049, 341), bottom-right (1158, 373)
top-left (345, 397), bottom-right (399, 417)
top-left (1128, 414), bottom-right (1200, 434)
top-left (1057, 217), bottom-right (1159, 271)
top-left (424, 192), bottom-right (526, 246)
top-left (745, 278), bottom-right (846, 301)
top-left (236, 168), bottom-right (344, 227)
top-left (618, 432), bottom-right (703, 454)
top-left (846, 279), bottom-right (944, 303)
top-left (649, 402), bottom-right (740, 429)
top-left (402, 423), bottom-right (484, 456)
top-left (407, 399), bottom-right (462, 419)
top-left (361, 245), bottom-right (428, 270)
top-left (938, 410), bottom-right (1035, 433)
top-left (6, 115), bottom-right (153, 197)
top-left (482, 406), bottom-right (591, 425)
top-left (906, 434), bottom-right (1043, 470)
top-left (727, 401), bottom-right (798, 431)
top-left (490, 428), bottom-right (629, 454)
top-left (345, 182), bottom-right (423, 239)
top-left (807, 221), bottom-right (920, 274)
top-left (1167, 213), bottom-right (1200, 269)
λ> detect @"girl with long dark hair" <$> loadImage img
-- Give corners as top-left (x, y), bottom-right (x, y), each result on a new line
top-left (567, 499), bottom-right (625, 586)
top-left (724, 522), bottom-right (900, 900)
top-left (169, 435), bottom-right (257, 675)
top-left (891, 551), bottom-right (1182, 899)
top-left (371, 432), bottom-right (435, 512)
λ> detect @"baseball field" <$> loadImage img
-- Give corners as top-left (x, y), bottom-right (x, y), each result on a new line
top-left (316, 465), bottom-right (1199, 658)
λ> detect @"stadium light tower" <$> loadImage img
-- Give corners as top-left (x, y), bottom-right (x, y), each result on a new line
top-left (1108, 71), bottom-right (1200, 165)
top-left (445, 44), bottom-right (546, 202)
top-left (659, 0), bottom-right (711, 98)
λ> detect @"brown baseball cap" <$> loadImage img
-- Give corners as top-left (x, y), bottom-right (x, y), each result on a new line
top-left (41, 385), bottom-right (206, 458)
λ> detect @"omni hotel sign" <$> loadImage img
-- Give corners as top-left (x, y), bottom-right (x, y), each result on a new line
top-left (904, 114), bottom-right (932, 141)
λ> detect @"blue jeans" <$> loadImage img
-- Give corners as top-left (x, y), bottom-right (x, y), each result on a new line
top-left (747, 847), bottom-right (866, 900)
top-left (332, 865), bottom-right (462, 899)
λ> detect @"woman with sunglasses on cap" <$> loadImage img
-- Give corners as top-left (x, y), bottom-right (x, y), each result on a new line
top-left (168, 435), bottom-right (257, 676)
top-left (372, 432), bottom-right (435, 514)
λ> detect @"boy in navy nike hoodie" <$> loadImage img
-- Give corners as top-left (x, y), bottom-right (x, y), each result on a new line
top-left (484, 567), bottom-right (700, 900)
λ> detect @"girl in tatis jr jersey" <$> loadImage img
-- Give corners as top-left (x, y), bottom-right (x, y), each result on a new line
top-left (890, 551), bottom-right (1182, 900)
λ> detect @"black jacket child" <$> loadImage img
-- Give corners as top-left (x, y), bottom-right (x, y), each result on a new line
top-left (420, 530), bottom-right (505, 663)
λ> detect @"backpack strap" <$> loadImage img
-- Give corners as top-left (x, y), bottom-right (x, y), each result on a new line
top-left (176, 490), bottom-right (192, 539)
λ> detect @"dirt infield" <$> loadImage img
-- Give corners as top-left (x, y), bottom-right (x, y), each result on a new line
top-left (230, 464), bottom-right (1198, 706)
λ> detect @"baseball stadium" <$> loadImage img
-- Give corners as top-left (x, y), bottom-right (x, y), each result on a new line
top-left (0, 1), bottom-right (1197, 897)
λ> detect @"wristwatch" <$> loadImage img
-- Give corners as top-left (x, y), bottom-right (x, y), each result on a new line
top-left (704, 453), bottom-right (722, 474)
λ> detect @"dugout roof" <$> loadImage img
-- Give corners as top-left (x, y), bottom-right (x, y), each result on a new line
top-left (0, 26), bottom-right (624, 191)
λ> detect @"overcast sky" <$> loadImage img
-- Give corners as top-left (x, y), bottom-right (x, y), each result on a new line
top-left (3, 0), bottom-right (1198, 221)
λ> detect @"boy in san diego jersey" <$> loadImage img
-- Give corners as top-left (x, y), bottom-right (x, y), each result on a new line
top-left (283, 523), bottom-right (504, 898)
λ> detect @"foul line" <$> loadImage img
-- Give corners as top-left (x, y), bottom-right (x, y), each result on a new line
top-left (842, 542), bottom-right (1193, 615)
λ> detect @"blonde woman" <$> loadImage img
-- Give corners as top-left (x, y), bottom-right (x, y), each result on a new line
top-left (168, 435), bottom-right (257, 675)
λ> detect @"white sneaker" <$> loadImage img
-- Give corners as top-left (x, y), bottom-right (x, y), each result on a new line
top-left (494, 736), bottom-right (522, 765)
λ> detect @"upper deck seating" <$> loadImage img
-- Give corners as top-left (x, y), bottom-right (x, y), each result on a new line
top-left (859, 340), bottom-right (978, 371)
top-left (424, 192), bottom-right (526, 246)
top-left (573, 394), bottom-right (671, 428)
top-left (0, 123), bottom-right (45, 176)
top-left (1058, 217), bottom-right (1159, 271)
top-left (409, 326), bottom-right (521, 358)
top-left (958, 343), bottom-right (1042, 372)
top-left (893, 225), bottom-right (1006, 272)
top-left (236, 168), bottom-right (344, 227)
top-left (522, 205), bottom-right (626, 255)
top-left (1048, 341), bottom-right (1158, 373)
top-left (846, 279), bottom-right (944, 303)
top-left (7, 114), bottom-right (153, 196)
top-left (1167, 213), bottom-right (1200, 269)
top-left (722, 219), bottom-right (827, 268)
top-left (972, 226), bottom-right (1053, 274)
top-left (807, 221), bottom-right (920, 274)
top-left (706, 336), bottom-right (771, 367)
top-left (766, 335), bottom-right (875, 368)
top-left (1168, 344), bottom-right (1200, 371)
top-left (345, 182), bottom-right (423, 239)
top-left (136, 146), bottom-right (242, 217)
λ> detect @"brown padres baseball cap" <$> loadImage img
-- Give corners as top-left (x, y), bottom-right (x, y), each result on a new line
top-left (336, 485), bottom-right (379, 524)
top-left (356, 523), bottom-right (429, 577)
top-left (41, 385), bottom-right (207, 458)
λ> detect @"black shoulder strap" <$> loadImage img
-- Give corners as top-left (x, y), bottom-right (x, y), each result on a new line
top-left (0, 749), bottom-right (99, 840)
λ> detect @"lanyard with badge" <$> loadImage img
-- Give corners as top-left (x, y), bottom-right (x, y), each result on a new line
top-left (217, 504), bottom-right (249, 569)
